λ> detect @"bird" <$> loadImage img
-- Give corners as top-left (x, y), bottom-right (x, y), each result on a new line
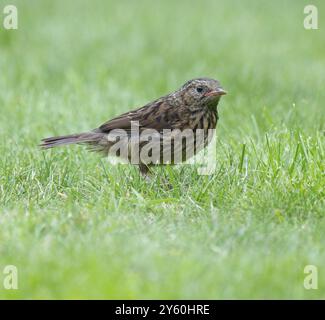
top-left (40, 78), bottom-right (227, 175)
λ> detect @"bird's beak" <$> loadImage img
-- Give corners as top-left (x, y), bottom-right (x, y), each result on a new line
top-left (204, 88), bottom-right (227, 97)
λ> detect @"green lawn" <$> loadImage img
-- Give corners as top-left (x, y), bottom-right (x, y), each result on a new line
top-left (0, 0), bottom-right (324, 299)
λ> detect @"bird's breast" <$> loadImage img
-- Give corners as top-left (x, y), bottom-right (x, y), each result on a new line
top-left (190, 109), bottom-right (218, 131)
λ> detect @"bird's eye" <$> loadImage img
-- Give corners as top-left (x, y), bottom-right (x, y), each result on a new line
top-left (196, 87), bottom-right (204, 93)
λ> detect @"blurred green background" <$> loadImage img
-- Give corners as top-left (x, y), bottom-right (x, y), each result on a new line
top-left (0, 0), bottom-right (324, 298)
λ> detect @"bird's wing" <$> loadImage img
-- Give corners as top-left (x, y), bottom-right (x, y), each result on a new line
top-left (97, 99), bottom-right (177, 133)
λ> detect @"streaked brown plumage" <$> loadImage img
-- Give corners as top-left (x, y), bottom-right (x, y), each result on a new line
top-left (40, 78), bottom-right (227, 175)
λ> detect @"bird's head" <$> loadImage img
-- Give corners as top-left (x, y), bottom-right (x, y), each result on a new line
top-left (178, 78), bottom-right (227, 109)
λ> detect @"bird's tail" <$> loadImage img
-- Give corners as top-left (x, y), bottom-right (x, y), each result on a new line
top-left (40, 132), bottom-right (105, 149)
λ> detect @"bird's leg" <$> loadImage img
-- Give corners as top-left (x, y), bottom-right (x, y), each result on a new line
top-left (139, 163), bottom-right (173, 189)
top-left (139, 163), bottom-right (151, 181)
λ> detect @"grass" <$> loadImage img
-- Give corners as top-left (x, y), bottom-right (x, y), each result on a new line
top-left (0, 0), bottom-right (325, 299)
